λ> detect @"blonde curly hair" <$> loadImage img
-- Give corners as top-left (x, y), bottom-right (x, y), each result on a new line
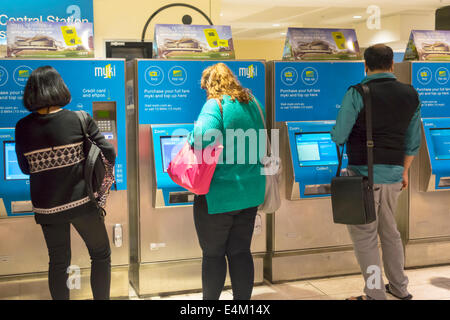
top-left (200, 63), bottom-right (253, 104)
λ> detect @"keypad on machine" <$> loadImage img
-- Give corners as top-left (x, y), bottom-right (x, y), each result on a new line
top-left (97, 120), bottom-right (113, 132)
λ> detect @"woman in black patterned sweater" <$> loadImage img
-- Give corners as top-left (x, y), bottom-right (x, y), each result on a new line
top-left (15, 66), bottom-right (116, 300)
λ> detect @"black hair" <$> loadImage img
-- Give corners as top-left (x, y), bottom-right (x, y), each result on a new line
top-left (23, 66), bottom-right (71, 112)
top-left (364, 44), bottom-right (394, 71)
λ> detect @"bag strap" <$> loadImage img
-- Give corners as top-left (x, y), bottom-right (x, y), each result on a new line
top-left (75, 110), bottom-right (89, 140)
top-left (253, 96), bottom-right (272, 157)
top-left (361, 84), bottom-right (374, 188)
top-left (335, 145), bottom-right (344, 177)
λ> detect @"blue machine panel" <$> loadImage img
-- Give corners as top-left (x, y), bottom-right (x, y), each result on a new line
top-left (152, 124), bottom-right (193, 206)
top-left (137, 60), bottom-right (266, 125)
top-left (287, 121), bottom-right (347, 198)
top-left (274, 61), bottom-right (365, 122)
top-left (0, 59), bottom-right (128, 217)
top-left (423, 118), bottom-right (450, 189)
top-left (0, 59), bottom-right (127, 191)
top-left (0, 128), bottom-right (31, 216)
top-left (412, 62), bottom-right (450, 118)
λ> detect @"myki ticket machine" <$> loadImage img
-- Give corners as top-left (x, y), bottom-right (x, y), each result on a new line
top-left (266, 61), bottom-right (366, 282)
top-left (130, 59), bottom-right (266, 296)
top-left (395, 61), bottom-right (450, 267)
top-left (0, 59), bottom-right (129, 300)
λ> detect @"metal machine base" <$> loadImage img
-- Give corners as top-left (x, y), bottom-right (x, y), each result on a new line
top-left (131, 254), bottom-right (265, 298)
top-left (405, 238), bottom-right (450, 268)
top-left (264, 247), bottom-right (360, 283)
top-left (0, 265), bottom-right (129, 300)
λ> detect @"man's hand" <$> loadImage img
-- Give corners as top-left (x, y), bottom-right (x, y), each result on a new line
top-left (402, 171), bottom-right (409, 190)
top-left (402, 155), bottom-right (415, 190)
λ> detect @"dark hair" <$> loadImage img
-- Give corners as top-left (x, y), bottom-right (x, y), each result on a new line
top-left (23, 66), bottom-right (71, 112)
top-left (364, 44), bottom-right (394, 71)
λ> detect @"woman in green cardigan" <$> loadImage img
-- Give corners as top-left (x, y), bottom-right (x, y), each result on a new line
top-left (189, 63), bottom-right (266, 300)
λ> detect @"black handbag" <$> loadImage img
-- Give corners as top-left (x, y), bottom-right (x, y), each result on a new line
top-left (331, 84), bottom-right (376, 225)
top-left (75, 110), bottom-right (107, 213)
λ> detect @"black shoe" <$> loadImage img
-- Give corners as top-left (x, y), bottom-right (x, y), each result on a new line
top-left (385, 284), bottom-right (413, 300)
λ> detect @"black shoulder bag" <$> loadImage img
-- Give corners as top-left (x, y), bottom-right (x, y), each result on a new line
top-left (75, 110), bottom-right (107, 215)
top-left (331, 84), bottom-right (376, 225)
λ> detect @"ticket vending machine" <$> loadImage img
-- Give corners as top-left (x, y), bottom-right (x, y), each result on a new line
top-left (265, 61), bottom-right (367, 282)
top-left (0, 59), bottom-right (129, 300)
top-left (395, 61), bottom-right (450, 267)
top-left (129, 59), bottom-right (266, 296)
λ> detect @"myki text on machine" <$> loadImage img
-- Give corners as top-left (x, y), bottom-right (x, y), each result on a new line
top-left (130, 59), bottom-right (267, 296)
top-left (395, 59), bottom-right (450, 267)
top-left (0, 59), bottom-right (129, 300)
top-left (266, 60), bottom-right (365, 282)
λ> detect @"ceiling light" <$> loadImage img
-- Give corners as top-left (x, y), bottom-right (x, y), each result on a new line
top-left (220, 13), bottom-right (223, 17)
top-left (281, 32), bottom-right (286, 35)
top-left (353, 15), bottom-right (362, 19)
top-left (273, 24), bottom-right (281, 27)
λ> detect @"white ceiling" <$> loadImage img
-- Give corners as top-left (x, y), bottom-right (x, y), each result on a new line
top-left (220, 0), bottom-right (449, 40)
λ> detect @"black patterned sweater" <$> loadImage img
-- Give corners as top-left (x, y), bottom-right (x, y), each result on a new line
top-left (15, 109), bottom-right (116, 224)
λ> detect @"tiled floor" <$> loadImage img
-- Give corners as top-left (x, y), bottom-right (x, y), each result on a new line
top-left (130, 265), bottom-right (450, 300)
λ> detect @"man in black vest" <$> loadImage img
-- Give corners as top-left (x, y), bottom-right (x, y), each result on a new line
top-left (331, 44), bottom-right (421, 300)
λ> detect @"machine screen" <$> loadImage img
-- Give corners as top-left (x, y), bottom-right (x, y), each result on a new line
top-left (430, 128), bottom-right (450, 160)
top-left (295, 132), bottom-right (338, 166)
top-left (160, 136), bottom-right (187, 172)
top-left (4, 142), bottom-right (29, 180)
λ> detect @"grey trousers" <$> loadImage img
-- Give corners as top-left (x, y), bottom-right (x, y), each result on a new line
top-left (346, 176), bottom-right (410, 300)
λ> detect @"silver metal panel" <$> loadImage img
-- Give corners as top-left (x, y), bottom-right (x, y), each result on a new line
top-left (134, 256), bottom-right (264, 297)
top-left (0, 266), bottom-right (129, 300)
top-left (405, 239), bottom-right (450, 267)
top-left (0, 190), bottom-right (129, 274)
top-left (267, 249), bottom-right (360, 283)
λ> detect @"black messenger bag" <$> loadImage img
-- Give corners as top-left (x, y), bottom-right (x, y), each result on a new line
top-left (331, 84), bottom-right (376, 225)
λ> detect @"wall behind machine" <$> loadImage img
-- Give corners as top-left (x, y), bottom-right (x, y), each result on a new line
top-left (93, 0), bottom-right (221, 58)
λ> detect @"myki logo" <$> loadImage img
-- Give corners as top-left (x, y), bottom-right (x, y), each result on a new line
top-left (95, 64), bottom-right (116, 79)
top-left (239, 65), bottom-right (257, 79)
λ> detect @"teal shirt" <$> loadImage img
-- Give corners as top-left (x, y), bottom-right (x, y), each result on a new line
top-left (331, 73), bottom-right (422, 184)
top-left (189, 95), bottom-right (266, 214)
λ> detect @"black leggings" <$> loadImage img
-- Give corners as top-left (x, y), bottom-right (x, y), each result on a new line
top-left (193, 195), bottom-right (257, 300)
top-left (40, 210), bottom-right (111, 300)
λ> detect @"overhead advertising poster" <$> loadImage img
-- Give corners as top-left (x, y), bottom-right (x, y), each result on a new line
top-left (7, 21), bottom-right (94, 58)
top-left (0, 0), bottom-right (93, 57)
top-left (137, 60), bottom-right (264, 124)
top-left (404, 30), bottom-right (450, 61)
top-left (412, 62), bottom-right (450, 118)
top-left (0, 59), bottom-right (127, 190)
top-left (274, 61), bottom-right (365, 122)
top-left (153, 24), bottom-right (235, 60)
top-left (282, 28), bottom-right (361, 61)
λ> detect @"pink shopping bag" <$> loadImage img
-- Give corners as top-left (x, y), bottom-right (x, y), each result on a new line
top-left (167, 141), bottom-right (224, 195)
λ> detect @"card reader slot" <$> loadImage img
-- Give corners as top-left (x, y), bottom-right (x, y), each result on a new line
top-left (438, 177), bottom-right (450, 188)
top-left (11, 201), bottom-right (33, 214)
top-left (304, 184), bottom-right (331, 196)
top-left (169, 191), bottom-right (195, 204)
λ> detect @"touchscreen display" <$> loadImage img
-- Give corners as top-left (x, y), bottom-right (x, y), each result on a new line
top-left (430, 128), bottom-right (450, 160)
top-left (295, 132), bottom-right (338, 166)
top-left (4, 142), bottom-right (29, 180)
top-left (160, 136), bottom-right (187, 172)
